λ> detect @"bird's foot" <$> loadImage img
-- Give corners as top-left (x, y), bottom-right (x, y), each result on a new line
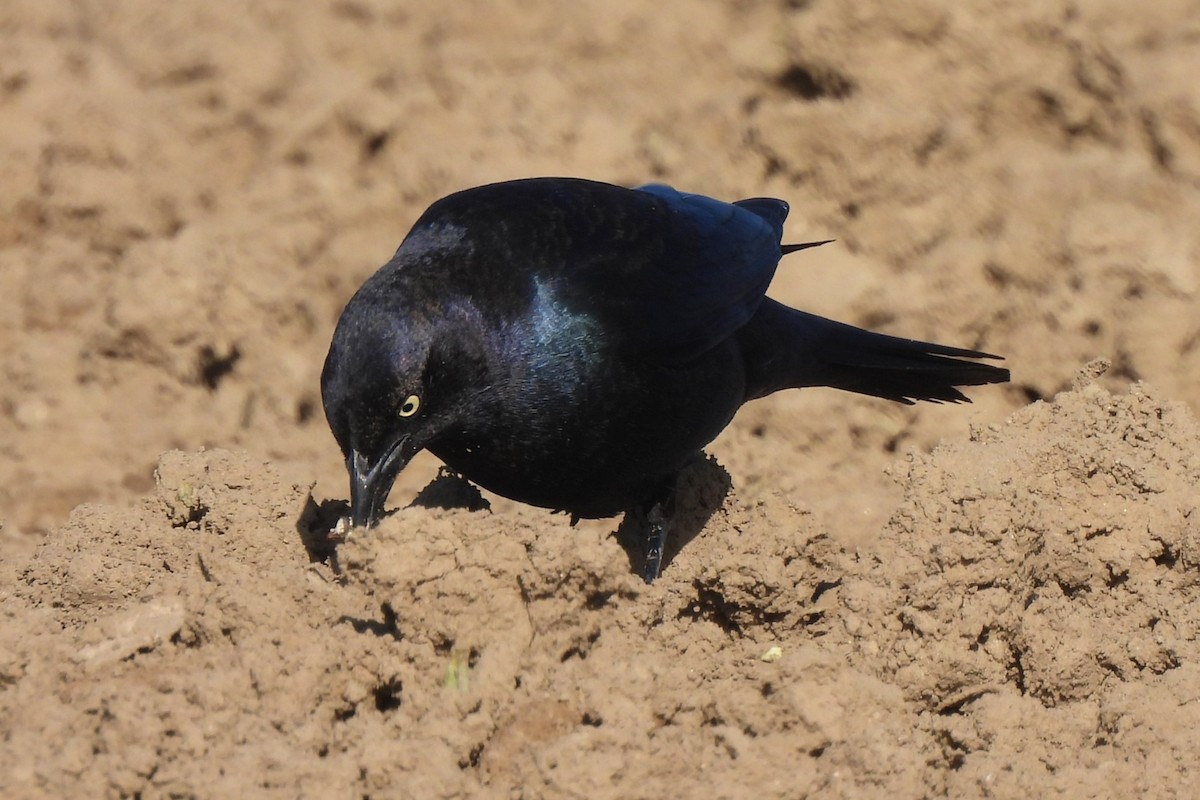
top-left (641, 486), bottom-right (677, 584)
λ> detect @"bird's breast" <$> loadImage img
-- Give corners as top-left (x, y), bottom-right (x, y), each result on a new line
top-left (430, 295), bottom-right (747, 516)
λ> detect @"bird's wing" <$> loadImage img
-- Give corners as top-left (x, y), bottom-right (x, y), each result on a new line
top-left (565, 183), bottom-right (792, 361)
top-left (401, 178), bottom-right (800, 361)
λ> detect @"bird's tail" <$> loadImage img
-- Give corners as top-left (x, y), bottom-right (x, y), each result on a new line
top-left (740, 298), bottom-right (1009, 404)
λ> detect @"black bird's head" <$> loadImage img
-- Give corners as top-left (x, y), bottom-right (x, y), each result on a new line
top-left (320, 267), bottom-right (488, 529)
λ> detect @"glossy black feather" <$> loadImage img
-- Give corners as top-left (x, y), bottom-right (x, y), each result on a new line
top-left (321, 177), bottom-right (1010, 580)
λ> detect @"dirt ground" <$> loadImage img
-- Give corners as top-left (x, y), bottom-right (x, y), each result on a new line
top-left (3, 1), bottom-right (1200, 797)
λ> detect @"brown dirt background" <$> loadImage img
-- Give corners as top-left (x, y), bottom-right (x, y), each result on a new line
top-left (3, 1), bottom-right (1200, 797)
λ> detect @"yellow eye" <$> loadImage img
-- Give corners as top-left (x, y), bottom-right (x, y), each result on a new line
top-left (399, 394), bottom-right (421, 417)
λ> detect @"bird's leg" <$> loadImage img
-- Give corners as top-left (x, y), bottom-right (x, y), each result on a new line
top-left (641, 482), bottom-right (677, 584)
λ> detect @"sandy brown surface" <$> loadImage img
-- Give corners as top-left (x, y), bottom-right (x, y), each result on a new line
top-left (3, 1), bottom-right (1200, 797)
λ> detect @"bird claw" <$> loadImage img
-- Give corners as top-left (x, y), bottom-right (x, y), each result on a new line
top-left (641, 486), bottom-right (677, 584)
top-left (643, 531), bottom-right (664, 583)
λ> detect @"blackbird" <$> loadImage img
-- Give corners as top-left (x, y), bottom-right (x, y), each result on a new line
top-left (321, 178), bottom-right (1009, 581)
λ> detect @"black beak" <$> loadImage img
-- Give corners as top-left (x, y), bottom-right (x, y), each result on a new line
top-left (348, 438), bottom-right (413, 528)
